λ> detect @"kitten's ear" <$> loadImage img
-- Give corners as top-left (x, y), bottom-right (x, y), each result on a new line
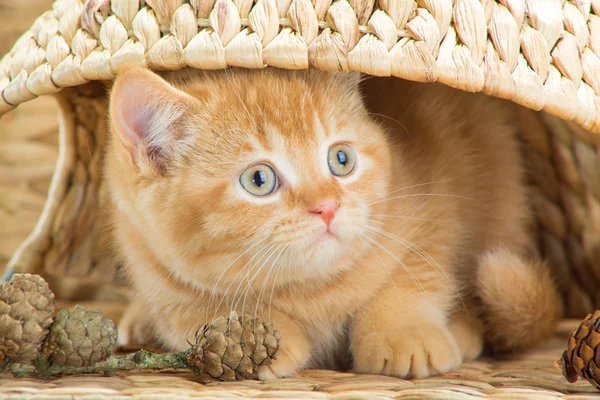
top-left (109, 67), bottom-right (197, 174)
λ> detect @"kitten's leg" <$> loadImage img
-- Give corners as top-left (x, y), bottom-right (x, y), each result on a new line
top-left (117, 300), bottom-right (157, 347)
top-left (257, 309), bottom-right (311, 380)
top-left (350, 283), bottom-right (462, 378)
top-left (448, 309), bottom-right (484, 362)
top-left (149, 302), bottom-right (311, 378)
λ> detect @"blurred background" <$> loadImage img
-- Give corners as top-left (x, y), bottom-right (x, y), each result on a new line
top-left (0, 0), bottom-right (59, 271)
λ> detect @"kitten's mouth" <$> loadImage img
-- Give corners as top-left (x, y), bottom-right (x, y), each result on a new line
top-left (311, 229), bottom-right (337, 248)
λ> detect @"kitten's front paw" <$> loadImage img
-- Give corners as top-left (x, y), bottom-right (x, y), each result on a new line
top-left (117, 301), bottom-right (156, 347)
top-left (351, 324), bottom-right (462, 378)
top-left (449, 312), bottom-right (484, 362)
top-left (257, 311), bottom-right (311, 380)
top-left (257, 342), bottom-right (309, 380)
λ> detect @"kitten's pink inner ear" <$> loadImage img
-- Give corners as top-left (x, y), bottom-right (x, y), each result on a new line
top-left (111, 76), bottom-right (156, 154)
top-left (110, 68), bottom-right (199, 171)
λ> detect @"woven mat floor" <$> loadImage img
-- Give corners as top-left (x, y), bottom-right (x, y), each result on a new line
top-left (0, 320), bottom-right (598, 399)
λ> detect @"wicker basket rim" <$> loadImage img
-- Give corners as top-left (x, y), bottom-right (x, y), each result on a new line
top-left (0, 0), bottom-right (599, 135)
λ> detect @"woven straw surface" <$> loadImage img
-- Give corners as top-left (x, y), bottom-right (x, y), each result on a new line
top-left (1, 1), bottom-right (600, 398)
top-left (0, 319), bottom-right (597, 399)
top-left (0, 0), bottom-right (58, 270)
top-left (0, 97), bottom-right (58, 269)
top-left (519, 111), bottom-right (600, 317)
top-left (1, 0), bottom-right (600, 134)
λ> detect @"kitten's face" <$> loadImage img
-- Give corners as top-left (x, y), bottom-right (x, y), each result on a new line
top-left (107, 68), bottom-right (391, 292)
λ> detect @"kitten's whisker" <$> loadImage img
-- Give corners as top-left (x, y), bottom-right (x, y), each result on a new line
top-left (236, 243), bottom-right (282, 318)
top-left (367, 223), bottom-right (450, 285)
top-left (214, 127), bottom-right (249, 148)
top-left (358, 234), bottom-right (396, 289)
top-left (213, 243), bottom-right (272, 322)
top-left (225, 70), bottom-right (262, 135)
top-left (249, 245), bottom-right (286, 333)
top-left (368, 193), bottom-right (492, 214)
top-left (206, 238), bottom-right (267, 323)
top-left (172, 241), bottom-right (194, 279)
top-left (255, 247), bottom-right (287, 325)
top-left (376, 178), bottom-right (462, 200)
top-left (323, 73), bottom-right (338, 106)
top-left (361, 112), bottom-right (412, 140)
top-left (404, 238), bottom-right (469, 317)
top-left (328, 83), bottom-right (361, 120)
top-left (365, 225), bottom-right (468, 315)
top-left (360, 233), bottom-right (426, 293)
top-left (212, 245), bottom-right (269, 324)
top-left (358, 74), bottom-right (377, 84)
top-left (267, 246), bottom-right (292, 323)
top-left (206, 238), bottom-right (268, 323)
top-left (158, 240), bottom-right (196, 296)
top-left (287, 248), bottom-right (295, 295)
top-left (370, 214), bottom-right (442, 222)
top-left (231, 243), bottom-right (277, 317)
top-left (253, 245), bottom-right (286, 322)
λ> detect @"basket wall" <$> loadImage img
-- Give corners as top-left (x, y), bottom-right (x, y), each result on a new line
top-left (520, 109), bottom-right (600, 316)
top-left (0, 0), bottom-right (59, 269)
top-left (5, 83), bottom-right (122, 291)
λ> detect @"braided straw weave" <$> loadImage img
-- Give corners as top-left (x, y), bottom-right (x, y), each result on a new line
top-left (520, 112), bottom-right (600, 317)
top-left (1, 0), bottom-right (600, 133)
top-left (0, 0), bottom-right (598, 312)
top-left (1, 0), bottom-right (600, 397)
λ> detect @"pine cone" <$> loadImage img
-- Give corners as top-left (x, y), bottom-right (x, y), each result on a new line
top-left (0, 274), bottom-right (55, 365)
top-left (557, 310), bottom-right (600, 389)
top-left (186, 312), bottom-right (280, 381)
top-left (42, 305), bottom-right (117, 367)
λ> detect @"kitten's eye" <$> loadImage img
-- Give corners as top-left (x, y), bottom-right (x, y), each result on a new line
top-left (240, 164), bottom-right (278, 196)
top-left (328, 144), bottom-right (356, 177)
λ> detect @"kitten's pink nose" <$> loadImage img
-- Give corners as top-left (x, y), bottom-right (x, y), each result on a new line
top-left (310, 200), bottom-right (340, 227)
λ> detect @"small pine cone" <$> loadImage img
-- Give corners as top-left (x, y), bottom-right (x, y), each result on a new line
top-left (41, 305), bottom-right (117, 367)
top-left (0, 274), bottom-right (55, 365)
top-left (186, 312), bottom-right (280, 381)
top-left (557, 310), bottom-right (600, 389)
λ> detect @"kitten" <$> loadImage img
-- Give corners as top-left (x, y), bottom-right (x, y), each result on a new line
top-left (104, 66), bottom-right (561, 379)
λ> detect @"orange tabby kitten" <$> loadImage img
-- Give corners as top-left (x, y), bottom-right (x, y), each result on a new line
top-left (105, 66), bottom-right (561, 379)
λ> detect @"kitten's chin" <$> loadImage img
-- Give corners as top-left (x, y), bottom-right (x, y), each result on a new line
top-left (307, 226), bottom-right (348, 256)
top-left (311, 230), bottom-right (337, 248)
top-left (298, 229), bottom-right (361, 276)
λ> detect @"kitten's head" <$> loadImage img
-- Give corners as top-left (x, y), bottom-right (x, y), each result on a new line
top-left (107, 67), bottom-right (391, 292)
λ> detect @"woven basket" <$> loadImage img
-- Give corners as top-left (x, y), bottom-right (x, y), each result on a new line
top-left (2, 0), bottom-right (600, 314)
top-left (1, 0), bottom-right (600, 397)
